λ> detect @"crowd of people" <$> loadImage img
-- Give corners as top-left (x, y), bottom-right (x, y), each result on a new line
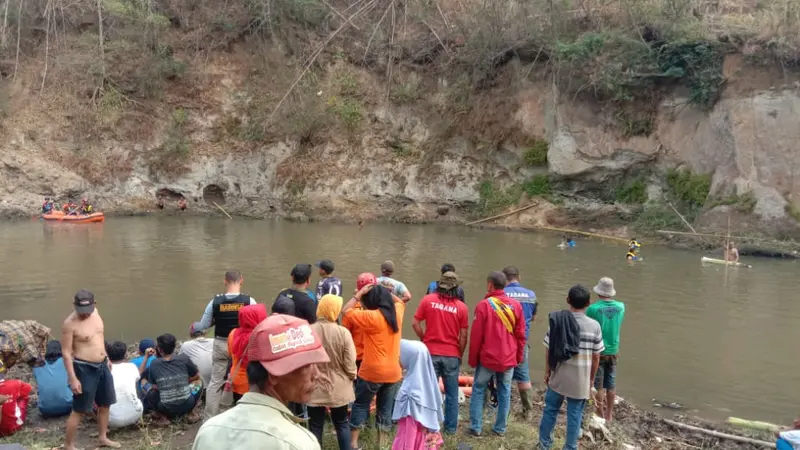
top-left (1, 257), bottom-right (789, 450)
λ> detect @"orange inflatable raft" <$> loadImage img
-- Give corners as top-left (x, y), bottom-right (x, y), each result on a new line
top-left (438, 375), bottom-right (474, 397)
top-left (42, 211), bottom-right (105, 223)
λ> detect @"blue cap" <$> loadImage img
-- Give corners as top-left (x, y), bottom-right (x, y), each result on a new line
top-left (138, 338), bottom-right (155, 354)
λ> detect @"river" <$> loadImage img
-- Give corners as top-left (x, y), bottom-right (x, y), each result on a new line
top-left (1, 217), bottom-right (797, 423)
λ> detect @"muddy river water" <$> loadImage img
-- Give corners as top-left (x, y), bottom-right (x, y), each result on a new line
top-left (1, 217), bottom-right (797, 423)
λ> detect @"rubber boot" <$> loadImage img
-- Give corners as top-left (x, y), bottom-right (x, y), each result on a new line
top-left (518, 389), bottom-right (532, 420)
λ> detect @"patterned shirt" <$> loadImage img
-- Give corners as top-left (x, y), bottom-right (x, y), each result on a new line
top-left (543, 312), bottom-right (604, 399)
top-left (0, 320), bottom-right (51, 369)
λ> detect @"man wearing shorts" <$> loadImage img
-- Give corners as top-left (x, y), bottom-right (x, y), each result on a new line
top-left (503, 266), bottom-right (537, 420)
top-left (61, 290), bottom-right (119, 450)
top-left (586, 277), bottom-right (625, 422)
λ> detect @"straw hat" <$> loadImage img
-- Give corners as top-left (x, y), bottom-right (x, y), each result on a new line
top-left (593, 277), bottom-right (616, 297)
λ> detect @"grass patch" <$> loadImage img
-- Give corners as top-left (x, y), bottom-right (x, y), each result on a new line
top-left (615, 177), bottom-right (648, 204)
top-left (390, 76), bottom-right (422, 104)
top-left (522, 174), bottom-right (552, 197)
top-left (327, 96), bottom-right (363, 132)
top-left (708, 191), bottom-right (757, 213)
top-left (474, 180), bottom-right (522, 217)
top-left (523, 138), bottom-right (548, 166)
top-left (786, 204), bottom-right (800, 222)
top-left (634, 202), bottom-right (686, 231)
top-left (665, 168), bottom-right (711, 210)
top-left (148, 108), bottom-right (191, 178)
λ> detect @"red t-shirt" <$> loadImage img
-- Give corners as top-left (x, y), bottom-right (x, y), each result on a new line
top-left (414, 293), bottom-right (469, 358)
top-left (0, 379), bottom-right (32, 436)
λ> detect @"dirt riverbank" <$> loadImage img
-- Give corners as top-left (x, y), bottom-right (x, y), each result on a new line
top-left (0, 356), bottom-right (777, 450)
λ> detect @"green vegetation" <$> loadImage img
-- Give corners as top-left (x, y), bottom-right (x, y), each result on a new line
top-left (474, 180), bottom-right (522, 217)
top-left (786, 204), bottom-right (800, 222)
top-left (390, 77), bottom-right (422, 104)
top-left (666, 168), bottom-right (711, 210)
top-left (327, 96), bottom-right (363, 131)
top-left (708, 191), bottom-right (757, 213)
top-left (634, 202), bottom-right (691, 231)
top-left (523, 139), bottom-right (549, 166)
top-left (615, 177), bottom-right (648, 204)
top-left (148, 108), bottom-right (191, 177)
top-left (522, 174), bottom-right (552, 197)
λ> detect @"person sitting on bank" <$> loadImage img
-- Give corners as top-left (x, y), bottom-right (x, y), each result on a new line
top-left (156, 196), bottom-right (165, 210)
top-left (192, 314), bottom-right (329, 450)
top-left (32, 340), bottom-right (73, 418)
top-left (141, 334), bottom-right (203, 425)
top-left (425, 263), bottom-right (466, 302)
top-left (106, 341), bottom-right (143, 429)
top-left (776, 418), bottom-right (800, 450)
top-left (177, 198), bottom-right (187, 211)
top-left (0, 359), bottom-right (33, 437)
top-left (0, 319), bottom-right (52, 371)
top-left (178, 325), bottom-right (213, 388)
top-left (227, 304), bottom-right (268, 405)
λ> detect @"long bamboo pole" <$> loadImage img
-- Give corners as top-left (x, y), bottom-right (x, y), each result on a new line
top-left (465, 202), bottom-right (538, 226)
top-left (212, 202), bottom-right (233, 220)
top-left (656, 230), bottom-right (776, 242)
top-left (663, 419), bottom-right (776, 448)
top-left (532, 225), bottom-right (630, 243)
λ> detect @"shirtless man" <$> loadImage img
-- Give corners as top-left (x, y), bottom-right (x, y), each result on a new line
top-left (62, 290), bottom-right (120, 449)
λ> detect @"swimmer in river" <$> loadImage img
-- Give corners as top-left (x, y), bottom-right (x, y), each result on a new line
top-left (725, 241), bottom-right (739, 263)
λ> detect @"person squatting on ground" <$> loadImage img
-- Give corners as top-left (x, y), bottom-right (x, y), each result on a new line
top-left (192, 314), bottom-right (329, 450)
top-left (412, 271), bottom-right (468, 434)
top-left (141, 334), bottom-right (203, 425)
top-left (226, 304), bottom-right (268, 405)
top-left (502, 265), bottom-right (537, 420)
top-left (178, 325), bottom-right (214, 388)
top-left (308, 294), bottom-right (357, 450)
top-left (61, 290), bottom-right (120, 450)
top-left (586, 277), bottom-right (625, 423)
top-left (32, 340), bottom-right (73, 418)
top-left (342, 281), bottom-right (405, 449)
top-left (191, 270), bottom-right (256, 420)
top-left (539, 285), bottom-right (604, 450)
top-left (0, 359), bottom-right (32, 437)
top-left (467, 271), bottom-right (526, 437)
top-left (391, 340), bottom-right (444, 450)
top-left (105, 341), bottom-right (143, 429)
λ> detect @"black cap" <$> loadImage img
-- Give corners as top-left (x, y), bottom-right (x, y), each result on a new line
top-left (315, 259), bottom-right (335, 275)
top-left (73, 290), bottom-right (96, 314)
top-left (290, 264), bottom-right (312, 283)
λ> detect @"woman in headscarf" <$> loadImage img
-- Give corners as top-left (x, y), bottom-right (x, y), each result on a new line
top-left (393, 340), bottom-right (444, 450)
top-left (226, 304), bottom-right (267, 404)
top-left (342, 281), bottom-right (404, 450)
top-left (308, 294), bottom-right (357, 450)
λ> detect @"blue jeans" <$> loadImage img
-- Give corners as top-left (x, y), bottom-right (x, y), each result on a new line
top-left (512, 345), bottom-right (530, 383)
top-left (349, 378), bottom-right (400, 432)
top-left (431, 355), bottom-right (460, 433)
top-left (539, 388), bottom-right (587, 450)
top-left (468, 364), bottom-right (513, 434)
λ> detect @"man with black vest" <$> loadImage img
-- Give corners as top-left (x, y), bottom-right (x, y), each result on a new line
top-left (192, 270), bottom-right (256, 420)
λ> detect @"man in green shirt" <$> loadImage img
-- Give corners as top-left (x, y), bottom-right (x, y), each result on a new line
top-left (586, 277), bottom-right (625, 422)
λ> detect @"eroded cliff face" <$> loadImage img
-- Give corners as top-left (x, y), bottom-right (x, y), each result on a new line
top-left (1, 54), bottom-right (799, 237)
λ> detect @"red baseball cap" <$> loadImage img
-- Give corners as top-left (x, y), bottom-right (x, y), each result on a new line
top-left (356, 272), bottom-right (377, 290)
top-left (247, 314), bottom-right (330, 377)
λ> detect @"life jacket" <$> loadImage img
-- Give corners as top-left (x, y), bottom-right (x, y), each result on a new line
top-left (626, 252), bottom-right (637, 260)
top-left (84, 204), bottom-right (93, 213)
top-left (211, 294), bottom-right (251, 338)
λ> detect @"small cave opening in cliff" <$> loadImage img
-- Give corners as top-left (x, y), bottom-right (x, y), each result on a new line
top-left (203, 184), bottom-right (226, 205)
top-left (156, 188), bottom-right (185, 201)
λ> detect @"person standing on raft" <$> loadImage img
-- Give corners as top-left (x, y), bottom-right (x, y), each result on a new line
top-left (725, 241), bottom-right (740, 263)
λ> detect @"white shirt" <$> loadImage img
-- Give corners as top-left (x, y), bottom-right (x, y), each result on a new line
top-left (179, 338), bottom-right (214, 386)
top-left (109, 362), bottom-right (143, 428)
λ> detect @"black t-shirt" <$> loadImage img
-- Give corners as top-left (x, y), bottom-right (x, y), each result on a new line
top-left (143, 354), bottom-right (199, 413)
top-left (273, 289), bottom-right (317, 324)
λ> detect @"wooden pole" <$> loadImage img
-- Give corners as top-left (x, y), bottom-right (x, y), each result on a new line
top-left (663, 419), bottom-right (776, 448)
top-left (668, 202), bottom-right (698, 234)
top-left (212, 202), bottom-right (233, 219)
top-left (655, 230), bottom-right (775, 242)
top-left (465, 202), bottom-right (538, 226)
top-left (533, 225), bottom-right (630, 243)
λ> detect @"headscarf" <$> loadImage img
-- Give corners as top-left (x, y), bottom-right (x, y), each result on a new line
top-left (317, 294), bottom-right (343, 322)
top-left (392, 340), bottom-right (443, 431)
top-left (231, 304), bottom-right (267, 359)
top-left (361, 285), bottom-right (398, 332)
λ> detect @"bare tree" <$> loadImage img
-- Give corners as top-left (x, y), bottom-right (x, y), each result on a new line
top-left (96, 0), bottom-right (105, 88)
top-left (1, 0), bottom-right (9, 48)
top-left (13, 0), bottom-right (23, 81)
top-left (40, 0), bottom-right (51, 95)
